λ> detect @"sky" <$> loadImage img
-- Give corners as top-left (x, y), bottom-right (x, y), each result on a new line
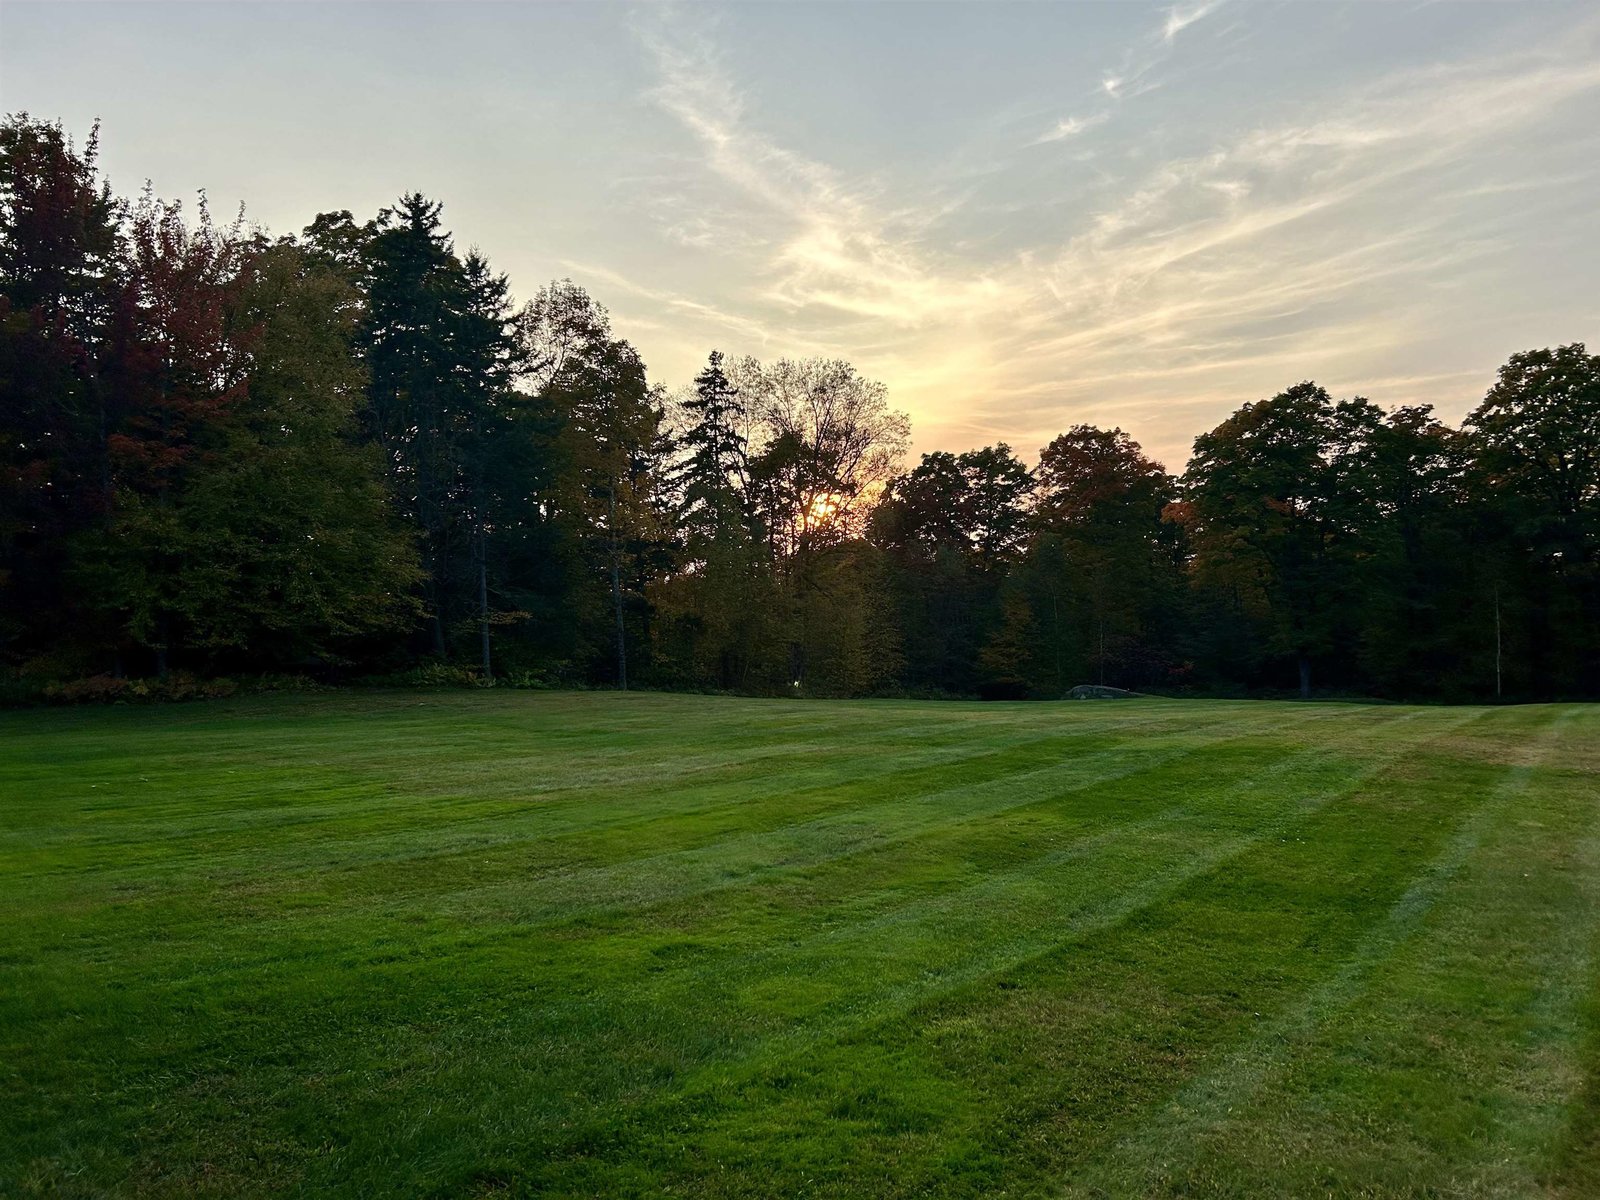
top-left (3, 1), bottom-right (1597, 469)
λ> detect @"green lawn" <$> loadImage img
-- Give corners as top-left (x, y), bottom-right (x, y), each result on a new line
top-left (4, 693), bottom-right (1599, 1198)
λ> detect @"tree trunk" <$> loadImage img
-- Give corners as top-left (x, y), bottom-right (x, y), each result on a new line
top-left (1050, 588), bottom-right (1062, 695)
top-left (1484, 585), bottom-right (1497, 700)
top-left (154, 614), bottom-right (170, 682)
top-left (429, 576), bottom-right (448, 659)
top-left (478, 539), bottom-right (491, 679)
top-left (473, 410), bottom-right (492, 680)
top-left (1298, 654), bottom-right (1311, 699)
top-left (1097, 613), bottom-right (1106, 686)
top-left (610, 486), bottom-right (628, 691)
top-left (419, 418), bottom-right (447, 660)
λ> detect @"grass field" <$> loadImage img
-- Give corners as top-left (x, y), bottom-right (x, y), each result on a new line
top-left (4, 692), bottom-right (1600, 1198)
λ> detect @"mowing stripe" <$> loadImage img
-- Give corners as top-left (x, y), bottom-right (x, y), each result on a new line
top-left (1061, 705), bottom-right (1590, 1198)
top-left (419, 704), bottom-right (1322, 926)
top-left (521, 707), bottom-right (1486, 1165)
top-left (74, 708), bottom-right (1298, 988)
top-left (2, 706), bottom-right (1209, 879)
top-left (691, 710), bottom-right (1478, 1046)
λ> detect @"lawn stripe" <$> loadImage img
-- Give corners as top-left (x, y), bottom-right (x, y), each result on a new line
top-left (672, 709), bottom-right (1470, 1034)
top-left (1060, 704), bottom-right (1580, 1196)
top-left (416, 703), bottom-right (1308, 924)
top-left (5, 695), bottom-right (1596, 1200)
top-left (1, 704), bottom-right (1196, 881)
top-left (493, 708), bottom-right (1481, 1182)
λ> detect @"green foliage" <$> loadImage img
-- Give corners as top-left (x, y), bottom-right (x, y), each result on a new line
top-left (521, 280), bottom-right (669, 686)
top-left (2, 114), bottom-right (1597, 701)
top-left (1465, 343), bottom-right (1600, 695)
top-left (358, 661), bottom-right (493, 689)
top-left (173, 242), bottom-right (422, 662)
top-left (500, 666), bottom-right (564, 690)
top-left (0, 115), bottom-right (123, 662)
top-left (871, 444), bottom-right (1034, 694)
top-left (41, 670), bottom-right (237, 703)
top-left (675, 349), bottom-right (749, 549)
top-left (1027, 426), bottom-right (1182, 693)
top-left (1183, 385), bottom-right (1367, 694)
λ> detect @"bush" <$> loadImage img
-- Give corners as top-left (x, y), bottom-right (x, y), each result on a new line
top-left (0, 672), bottom-right (46, 707)
top-left (240, 674), bottom-right (327, 694)
top-left (42, 672), bottom-right (238, 704)
top-left (502, 668), bottom-right (562, 690)
top-left (356, 662), bottom-right (491, 690)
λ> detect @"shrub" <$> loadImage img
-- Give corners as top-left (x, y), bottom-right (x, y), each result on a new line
top-left (42, 673), bottom-right (238, 704)
top-left (357, 662), bottom-right (490, 689)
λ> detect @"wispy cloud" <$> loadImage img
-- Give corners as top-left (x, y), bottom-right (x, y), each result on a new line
top-left (560, 259), bottom-right (794, 350)
top-left (1033, 112), bottom-right (1110, 145)
top-left (986, 30), bottom-right (1600, 458)
top-left (1163, 0), bottom-right (1225, 44)
top-left (1036, 1), bottom-right (1226, 150)
top-left (628, 6), bottom-right (1600, 468)
top-left (636, 9), bottom-right (1005, 327)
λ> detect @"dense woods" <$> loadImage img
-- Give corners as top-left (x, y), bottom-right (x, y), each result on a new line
top-left (3, 116), bottom-right (1596, 702)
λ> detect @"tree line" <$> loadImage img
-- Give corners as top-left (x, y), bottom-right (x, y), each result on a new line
top-left (3, 116), bottom-right (1596, 701)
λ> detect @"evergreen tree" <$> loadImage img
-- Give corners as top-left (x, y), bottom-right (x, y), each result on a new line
top-left (358, 195), bottom-right (533, 665)
top-left (676, 350), bottom-right (748, 549)
top-left (361, 193), bottom-right (469, 657)
top-left (0, 116), bottom-right (122, 667)
top-left (652, 351), bottom-right (775, 690)
top-left (455, 250), bottom-right (526, 675)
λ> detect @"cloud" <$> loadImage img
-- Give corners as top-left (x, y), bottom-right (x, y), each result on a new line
top-left (559, 259), bottom-right (794, 350)
top-left (635, 9), bottom-right (1009, 328)
top-left (643, 193), bottom-right (770, 253)
top-left (996, 25), bottom-right (1600, 460)
top-left (627, 6), bottom-right (1600, 469)
top-left (1036, 1), bottom-right (1225, 148)
top-left (1162, 0), bottom-right (1225, 44)
top-left (1033, 112), bottom-right (1110, 145)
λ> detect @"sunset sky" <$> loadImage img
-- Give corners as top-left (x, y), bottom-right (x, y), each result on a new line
top-left (4, 1), bottom-right (1597, 469)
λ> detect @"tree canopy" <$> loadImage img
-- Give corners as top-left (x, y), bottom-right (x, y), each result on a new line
top-left (3, 114), bottom-right (1595, 701)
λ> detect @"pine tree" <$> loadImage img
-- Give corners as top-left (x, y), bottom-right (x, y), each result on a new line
top-left (361, 193), bottom-right (473, 658)
top-left (455, 251), bottom-right (526, 676)
top-left (0, 115), bottom-right (122, 666)
top-left (676, 350), bottom-right (748, 549)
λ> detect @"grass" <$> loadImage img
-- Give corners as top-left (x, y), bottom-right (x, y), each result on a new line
top-left (3, 691), bottom-right (1599, 1198)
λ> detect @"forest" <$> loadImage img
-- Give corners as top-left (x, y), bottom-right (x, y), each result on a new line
top-left (2, 114), bottom-right (1597, 703)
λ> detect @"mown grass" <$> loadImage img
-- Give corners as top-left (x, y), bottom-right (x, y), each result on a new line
top-left (3, 692), bottom-right (1599, 1197)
